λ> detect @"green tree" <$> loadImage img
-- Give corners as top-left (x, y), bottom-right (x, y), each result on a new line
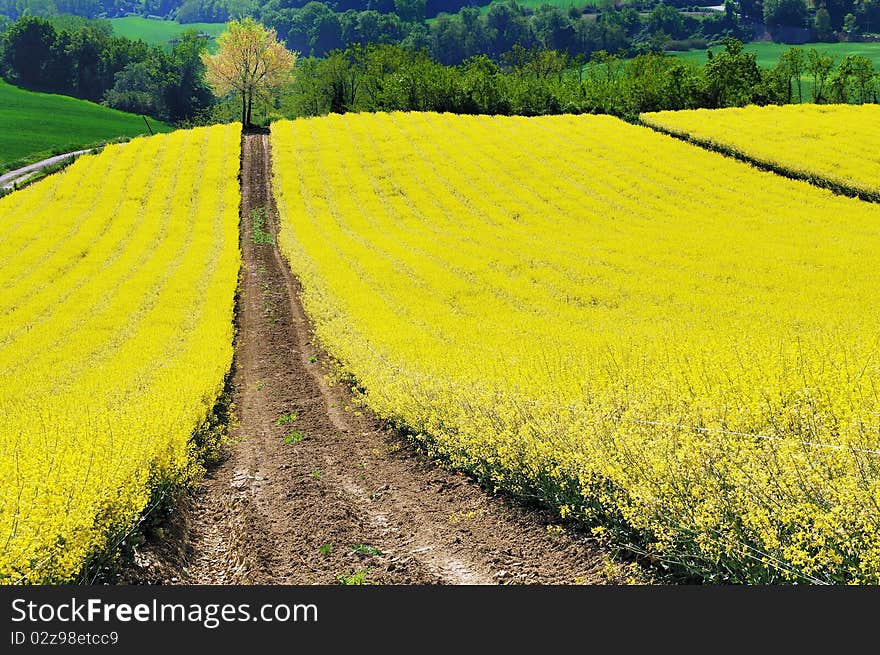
top-left (739, 0), bottom-right (764, 21)
top-left (323, 48), bottom-right (360, 113)
top-left (394, 0), bottom-right (426, 23)
top-left (646, 3), bottom-right (686, 40)
top-left (67, 25), bottom-right (108, 101)
top-left (763, 0), bottom-right (807, 33)
top-left (830, 53), bottom-right (876, 102)
top-left (164, 30), bottom-right (214, 122)
top-left (704, 38), bottom-right (761, 107)
top-left (104, 58), bottom-right (169, 117)
top-left (290, 2), bottom-right (342, 57)
top-left (1, 16), bottom-right (57, 89)
top-left (460, 54), bottom-right (509, 114)
top-left (814, 6), bottom-right (834, 40)
top-left (806, 47), bottom-right (834, 101)
top-left (781, 46), bottom-right (805, 102)
top-left (486, 1), bottom-right (532, 58)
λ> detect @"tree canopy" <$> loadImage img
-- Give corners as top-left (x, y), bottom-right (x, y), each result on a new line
top-left (202, 17), bottom-right (297, 126)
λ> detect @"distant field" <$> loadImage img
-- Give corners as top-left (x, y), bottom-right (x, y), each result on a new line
top-left (670, 41), bottom-right (880, 69)
top-left (109, 17), bottom-right (226, 51)
top-left (0, 79), bottom-right (171, 173)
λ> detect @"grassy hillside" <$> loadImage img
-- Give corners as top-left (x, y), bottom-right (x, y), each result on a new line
top-left (0, 79), bottom-right (172, 173)
top-left (670, 40), bottom-right (880, 69)
top-left (109, 17), bottom-right (226, 51)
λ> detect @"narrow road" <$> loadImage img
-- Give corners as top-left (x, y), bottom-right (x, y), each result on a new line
top-left (0, 150), bottom-right (91, 190)
top-left (127, 131), bottom-right (624, 585)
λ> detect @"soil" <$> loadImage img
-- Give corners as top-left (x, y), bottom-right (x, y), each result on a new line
top-left (122, 131), bottom-right (633, 586)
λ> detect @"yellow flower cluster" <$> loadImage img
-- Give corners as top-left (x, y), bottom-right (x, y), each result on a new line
top-left (271, 111), bottom-right (880, 583)
top-left (0, 124), bottom-right (241, 583)
top-left (641, 104), bottom-right (880, 197)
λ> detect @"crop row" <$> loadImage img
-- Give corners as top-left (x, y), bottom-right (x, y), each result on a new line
top-left (0, 124), bottom-right (241, 583)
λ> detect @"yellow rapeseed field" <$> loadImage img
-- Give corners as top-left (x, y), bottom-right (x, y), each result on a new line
top-left (641, 104), bottom-right (880, 197)
top-left (271, 112), bottom-right (880, 583)
top-left (0, 124), bottom-right (241, 583)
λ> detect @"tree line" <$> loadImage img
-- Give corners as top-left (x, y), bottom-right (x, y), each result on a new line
top-left (1, 12), bottom-right (877, 127)
top-left (3, 0), bottom-right (880, 60)
top-left (258, 1), bottom-right (749, 63)
top-left (0, 15), bottom-right (213, 120)
top-left (265, 38), bottom-right (877, 123)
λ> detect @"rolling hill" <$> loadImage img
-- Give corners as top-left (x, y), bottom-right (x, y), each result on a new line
top-left (0, 78), bottom-right (171, 173)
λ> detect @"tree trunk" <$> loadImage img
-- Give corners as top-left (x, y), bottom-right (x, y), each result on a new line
top-left (241, 91), bottom-right (247, 127)
top-left (247, 91), bottom-right (253, 128)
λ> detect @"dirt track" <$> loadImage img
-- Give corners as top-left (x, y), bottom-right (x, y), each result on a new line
top-left (0, 150), bottom-right (91, 190)
top-left (126, 131), bottom-right (628, 585)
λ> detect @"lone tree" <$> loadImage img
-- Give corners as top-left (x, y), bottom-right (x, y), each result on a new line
top-left (202, 18), bottom-right (296, 127)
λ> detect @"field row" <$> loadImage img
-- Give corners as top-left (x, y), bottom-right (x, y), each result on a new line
top-left (0, 124), bottom-right (240, 583)
top-left (642, 104), bottom-right (880, 198)
top-left (271, 111), bottom-right (880, 583)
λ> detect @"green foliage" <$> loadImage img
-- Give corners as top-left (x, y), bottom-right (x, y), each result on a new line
top-left (251, 207), bottom-right (275, 244)
top-left (350, 544), bottom-right (381, 556)
top-left (394, 0), bottom-right (426, 23)
top-left (265, 1), bottom-right (646, 63)
top-left (814, 7), bottom-right (834, 41)
top-left (806, 47), bottom-right (835, 101)
top-left (775, 46), bottom-right (805, 102)
top-left (763, 0), bottom-right (808, 33)
top-left (281, 42), bottom-right (706, 121)
top-left (646, 3), bottom-right (686, 41)
top-left (0, 16), bottom-right (214, 122)
top-left (276, 412), bottom-right (298, 425)
top-left (336, 568), bottom-right (372, 585)
top-left (829, 54), bottom-right (877, 103)
top-left (283, 430), bottom-right (305, 445)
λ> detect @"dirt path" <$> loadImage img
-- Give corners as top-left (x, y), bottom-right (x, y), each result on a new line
top-left (127, 131), bottom-right (627, 585)
top-left (0, 149), bottom-right (91, 190)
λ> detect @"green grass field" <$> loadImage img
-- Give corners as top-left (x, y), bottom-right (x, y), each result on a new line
top-left (0, 79), bottom-right (172, 173)
top-left (670, 40), bottom-right (880, 69)
top-left (109, 17), bottom-right (226, 51)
